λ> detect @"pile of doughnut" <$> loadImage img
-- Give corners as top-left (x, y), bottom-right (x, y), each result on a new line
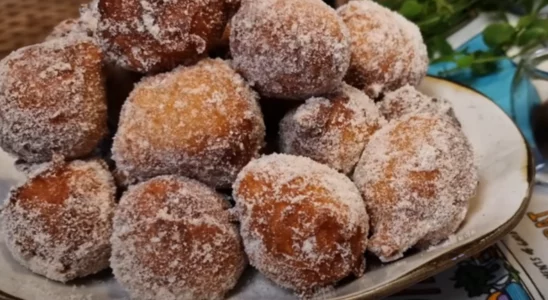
top-left (0, 0), bottom-right (479, 298)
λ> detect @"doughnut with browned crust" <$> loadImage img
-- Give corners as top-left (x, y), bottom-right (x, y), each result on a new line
top-left (1, 157), bottom-right (116, 282)
top-left (353, 113), bottom-right (478, 262)
top-left (112, 58), bottom-right (265, 188)
top-left (280, 83), bottom-right (385, 174)
top-left (230, 0), bottom-right (351, 100)
top-left (0, 37), bottom-right (107, 164)
top-left (97, 0), bottom-right (230, 73)
top-left (111, 175), bottom-right (246, 300)
top-left (338, 0), bottom-right (428, 99)
top-left (233, 154), bottom-right (368, 295)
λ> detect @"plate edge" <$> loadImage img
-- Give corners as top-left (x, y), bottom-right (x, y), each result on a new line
top-left (0, 76), bottom-right (536, 300)
top-left (339, 75), bottom-right (536, 300)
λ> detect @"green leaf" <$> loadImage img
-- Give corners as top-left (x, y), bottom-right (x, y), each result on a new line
top-left (399, 0), bottom-right (423, 19)
top-left (471, 63), bottom-right (498, 76)
top-left (457, 55), bottom-right (474, 67)
top-left (517, 15), bottom-right (535, 29)
top-left (518, 27), bottom-right (548, 46)
top-left (531, 19), bottom-right (548, 31)
top-left (482, 23), bottom-right (516, 48)
top-left (427, 36), bottom-right (454, 59)
top-left (376, 0), bottom-right (405, 10)
top-left (437, 39), bottom-right (454, 55)
top-left (471, 51), bottom-right (500, 76)
top-left (522, 0), bottom-right (536, 13)
top-left (433, 0), bottom-right (455, 13)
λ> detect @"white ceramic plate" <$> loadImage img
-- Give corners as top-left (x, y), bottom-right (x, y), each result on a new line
top-left (0, 76), bottom-right (534, 300)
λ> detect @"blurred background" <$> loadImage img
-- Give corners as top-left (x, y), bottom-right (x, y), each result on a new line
top-left (0, 0), bottom-right (87, 58)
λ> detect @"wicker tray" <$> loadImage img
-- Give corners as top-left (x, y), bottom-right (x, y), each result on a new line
top-left (0, 0), bottom-right (88, 58)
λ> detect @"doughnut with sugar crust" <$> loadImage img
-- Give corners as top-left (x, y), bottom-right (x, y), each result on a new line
top-left (233, 153), bottom-right (368, 295)
top-left (1, 157), bottom-right (116, 282)
top-left (111, 175), bottom-right (246, 300)
top-left (97, 0), bottom-right (230, 73)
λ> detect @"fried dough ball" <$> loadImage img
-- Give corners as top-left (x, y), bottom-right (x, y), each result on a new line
top-left (0, 38), bottom-right (107, 164)
top-left (46, 1), bottom-right (99, 41)
top-left (46, 19), bottom-right (84, 41)
top-left (338, 0), bottom-right (428, 99)
top-left (1, 157), bottom-right (116, 282)
top-left (233, 154), bottom-right (368, 295)
top-left (231, 0), bottom-right (351, 100)
top-left (111, 175), bottom-right (245, 300)
top-left (47, 1), bottom-right (141, 133)
top-left (280, 84), bottom-right (385, 174)
top-left (378, 85), bottom-right (456, 123)
top-left (352, 113), bottom-right (478, 262)
top-left (112, 58), bottom-right (265, 188)
top-left (97, 0), bottom-right (229, 73)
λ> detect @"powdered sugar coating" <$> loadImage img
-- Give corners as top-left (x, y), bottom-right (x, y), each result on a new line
top-left (111, 175), bottom-right (245, 300)
top-left (80, 0), bottom-right (100, 34)
top-left (230, 0), bottom-right (351, 100)
top-left (233, 154), bottom-right (368, 294)
top-left (13, 160), bottom-right (51, 177)
top-left (392, 10), bottom-right (429, 87)
top-left (1, 158), bottom-right (116, 282)
top-left (279, 83), bottom-right (386, 174)
top-left (379, 85), bottom-right (457, 122)
top-left (97, 0), bottom-right (229, 73)
top-left (112, 58), bottom-right (265, 188)
top-left (0, 37), bottom-right (108, 164)
top-left (46, 1), bottom-right (99, 41)
top-left (337, 0), bottom-right (428, 99)
top-left (353, 113), bottom-right (478, 262)
top-left (46, 19), bottom-right (87, 41)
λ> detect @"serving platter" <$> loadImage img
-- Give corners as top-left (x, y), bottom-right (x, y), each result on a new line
top-left (0, 76), bottom-right (534, 300)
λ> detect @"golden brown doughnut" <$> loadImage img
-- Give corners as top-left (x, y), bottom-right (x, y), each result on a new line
top-left (280, 83), bottom-right (385, 174)
top-left (0, 38), bottom-right (107, 163)
top-left (233, 154), bottom-right (368, 295)
top-left (352, 113), bottom-right (478, 262)
top-left (1, 157), bottom-right (116, 282)
top-left (111, 175), bottom-right (245, 300)
top-left (230, 0), bottom-right (351, 100)
top-left (112, 58), bottom-right (265, 188)
top-left (337, 0), bottom-right (428, 99)
top-left (97, 0), bottom-right (229, 73)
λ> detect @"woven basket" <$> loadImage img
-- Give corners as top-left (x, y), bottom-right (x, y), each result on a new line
top-left (0, 0), bottom-right (88, 58)
top-left (0, 0), bottom-right (351, 59)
